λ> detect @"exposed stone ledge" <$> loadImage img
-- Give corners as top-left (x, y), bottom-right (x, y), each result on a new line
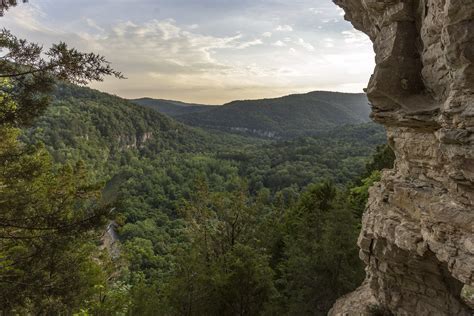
top-left (330, 0), bottom-right (473, 315)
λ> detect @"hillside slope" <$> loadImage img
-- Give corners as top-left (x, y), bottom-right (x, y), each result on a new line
top-left (27, 84), bottom-right (384, 194)
top-left (21, 83), bottom-right (387, 315)
top-left (25, 84), bottom-right (249, 179)
top-left (132, 98), bottom-right (215, 117)
top-left (134, 91), bottom-right (371, 138)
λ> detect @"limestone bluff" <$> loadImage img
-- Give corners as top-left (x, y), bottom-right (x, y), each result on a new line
top-left (330, 0), bottom-right (473, 315)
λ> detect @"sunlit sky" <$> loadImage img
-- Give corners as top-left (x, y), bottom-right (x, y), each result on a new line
top-left (2, 0), bottom-right (374, 104)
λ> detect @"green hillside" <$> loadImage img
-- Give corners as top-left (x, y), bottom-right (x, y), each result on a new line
top-left (135, 91), bottom-right (371, 138)
top-left (132, 97), bottom-right (215, 117)
top-left (17, 83), bottom-right (390, 315)
top-left (25, 84), bottom-right (252, 179)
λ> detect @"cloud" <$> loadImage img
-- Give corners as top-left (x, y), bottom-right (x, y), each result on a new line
top-left (2, 3), bottom-right (53, 34)
top-left (1, 1), bottom-right (375, 103)
top-left (309, 8), bottom-right (324, 14)
top-left (94, 19), bottom-right (249, 76)
top-left (275, 25), bottom-right (293, 32)
top-left (273, 40), bottom-right (286, 47)
top-left (296, 38), bottom-right (315, 51)
top-left (84, 18), bottom-right (105, 33)
top-left (323, 38), bottom-right (335, 48)
top-left (237, 39), bottom-right (263, 49)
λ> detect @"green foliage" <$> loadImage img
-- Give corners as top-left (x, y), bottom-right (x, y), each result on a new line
top-left (0, 11), bottom-right (394, 315)
top-left (8, 83), bottom-right (393, 314)
top-left (226, 123), bottom-right (386, 192)
top-left (0, 124), bottom-right (110, 313)
top-left (161, 181), bottom-right (276, 316)
top-left (132, 97), bottom-right (215, 117)
top-left (350, 144), bottom-right (395, 219)
top-left (275, 182), bottom-right (365, 315)
top-left (364, 144), bottom-right (395, 177)
top-left (0, 26), bottom-right (121, 313)
top-left (349, 170), bottom-right (381, 219)
top-left (0, 30), bottom-right (122, 128)
top-left (140, 91), bottom-right (372, 138)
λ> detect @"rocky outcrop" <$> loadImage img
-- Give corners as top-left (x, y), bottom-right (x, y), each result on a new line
top-left (118, 131), bottom-right (153, 150)
top-left (100, 221), bottom-right (120, 259)
top-left (330, 1), bottom-right (473, 315)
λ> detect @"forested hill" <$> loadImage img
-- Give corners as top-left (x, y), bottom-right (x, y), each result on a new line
top-left (133, 91), bottom-right (371, 138)
top-left (25, 83), bottom-right (253, 178)
top-left (17, 82), bottom-right (391, 315)
top-left (26, 83), bottom-right (385, 197)
top-left (132, 97), bottom-right (215, 117)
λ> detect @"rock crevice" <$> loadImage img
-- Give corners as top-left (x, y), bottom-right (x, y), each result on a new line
top-left (330, 1), bottom-right (473, 315)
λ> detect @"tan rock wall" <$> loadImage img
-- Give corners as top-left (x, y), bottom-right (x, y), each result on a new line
top-left (330, 0), bottom-right (473, 315)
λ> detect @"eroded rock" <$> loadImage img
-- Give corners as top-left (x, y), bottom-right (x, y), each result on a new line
top-left (330, 0), bottom-right (473, 315)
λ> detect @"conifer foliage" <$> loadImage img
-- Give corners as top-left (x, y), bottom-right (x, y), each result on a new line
top-left (0, 4), bottom-right (122, 313)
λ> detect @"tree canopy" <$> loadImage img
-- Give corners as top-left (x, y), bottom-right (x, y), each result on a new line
top-left (0, 3), bottom-right (397, 314)
top-left (0, 11), bottom-right (123, 312)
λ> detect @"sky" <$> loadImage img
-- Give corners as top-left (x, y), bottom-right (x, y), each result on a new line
top-left (2, 0), bottom-right (375, 104)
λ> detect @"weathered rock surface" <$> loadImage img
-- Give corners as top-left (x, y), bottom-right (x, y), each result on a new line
top-left (330, 1), bottom-right (473, 315)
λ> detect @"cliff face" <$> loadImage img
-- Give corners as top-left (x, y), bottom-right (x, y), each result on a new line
top-left (330, 1), bottom-right (473, 315)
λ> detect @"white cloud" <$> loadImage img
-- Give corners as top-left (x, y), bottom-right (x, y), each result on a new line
top-left (273, 40), bottom-right (286, 47)
top-left (2, 3), bottom-right (53, 34)
top-left (99, 19), bottom-right (247, 75)
top-left (275, 24), bottom-right (293, 32)
top-left (323, 38), bottom-right (335, 48)
top-left (296, 38), bottom-right (315, 51)
top-left (85, 18), bottom-right (105, 33)
top-left (336, 7), bottom-right (346, 16)
top-left (309, 8), bottom-right (324, 14)
top-left (322, 19), bottom-right (339, 24)
top-left (1, 2), bottom-right (375, 103)
top-left (237, 39), bottom-right (263, 49)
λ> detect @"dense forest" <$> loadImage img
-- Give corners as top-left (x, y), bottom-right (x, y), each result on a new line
top-left (0, 7), bottom-right (396, 315)
top-left (132, 91), bottom-right (371, 138)
top-left (11, 83), bottom-right (393, 315)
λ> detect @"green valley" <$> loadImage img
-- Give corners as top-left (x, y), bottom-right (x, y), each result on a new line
top-left (0, 11), bottom-right (393, 314)
top-left (12, 83), bottom-right (393, 315)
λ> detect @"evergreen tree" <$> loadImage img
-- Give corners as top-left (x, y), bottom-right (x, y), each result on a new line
top-left (277, 182), bottom-right (364, 315)
top-left (0, 122), bottom-right (110, 312)
top-left (0, 6), bottom-right (122, 311)
top-left (163, 179), bottom-right (276, 316)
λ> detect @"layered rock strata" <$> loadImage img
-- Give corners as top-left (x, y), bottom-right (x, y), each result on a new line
top-left (330, 1), bottom-right (473, 315)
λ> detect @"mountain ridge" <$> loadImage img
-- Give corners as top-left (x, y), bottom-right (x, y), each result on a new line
top-left (133, 90), bottom-right (371, 138)
top-left (131, 97), bottom-right (216, 117)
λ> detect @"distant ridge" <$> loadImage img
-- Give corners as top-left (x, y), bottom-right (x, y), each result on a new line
top-left (131, 98), bottom-right (215, 117)
top-left (133, 91), bottom-right (371, 138)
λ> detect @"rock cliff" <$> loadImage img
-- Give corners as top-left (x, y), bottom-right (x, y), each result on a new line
top-left (330, 1), bottom-right (473, 315)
